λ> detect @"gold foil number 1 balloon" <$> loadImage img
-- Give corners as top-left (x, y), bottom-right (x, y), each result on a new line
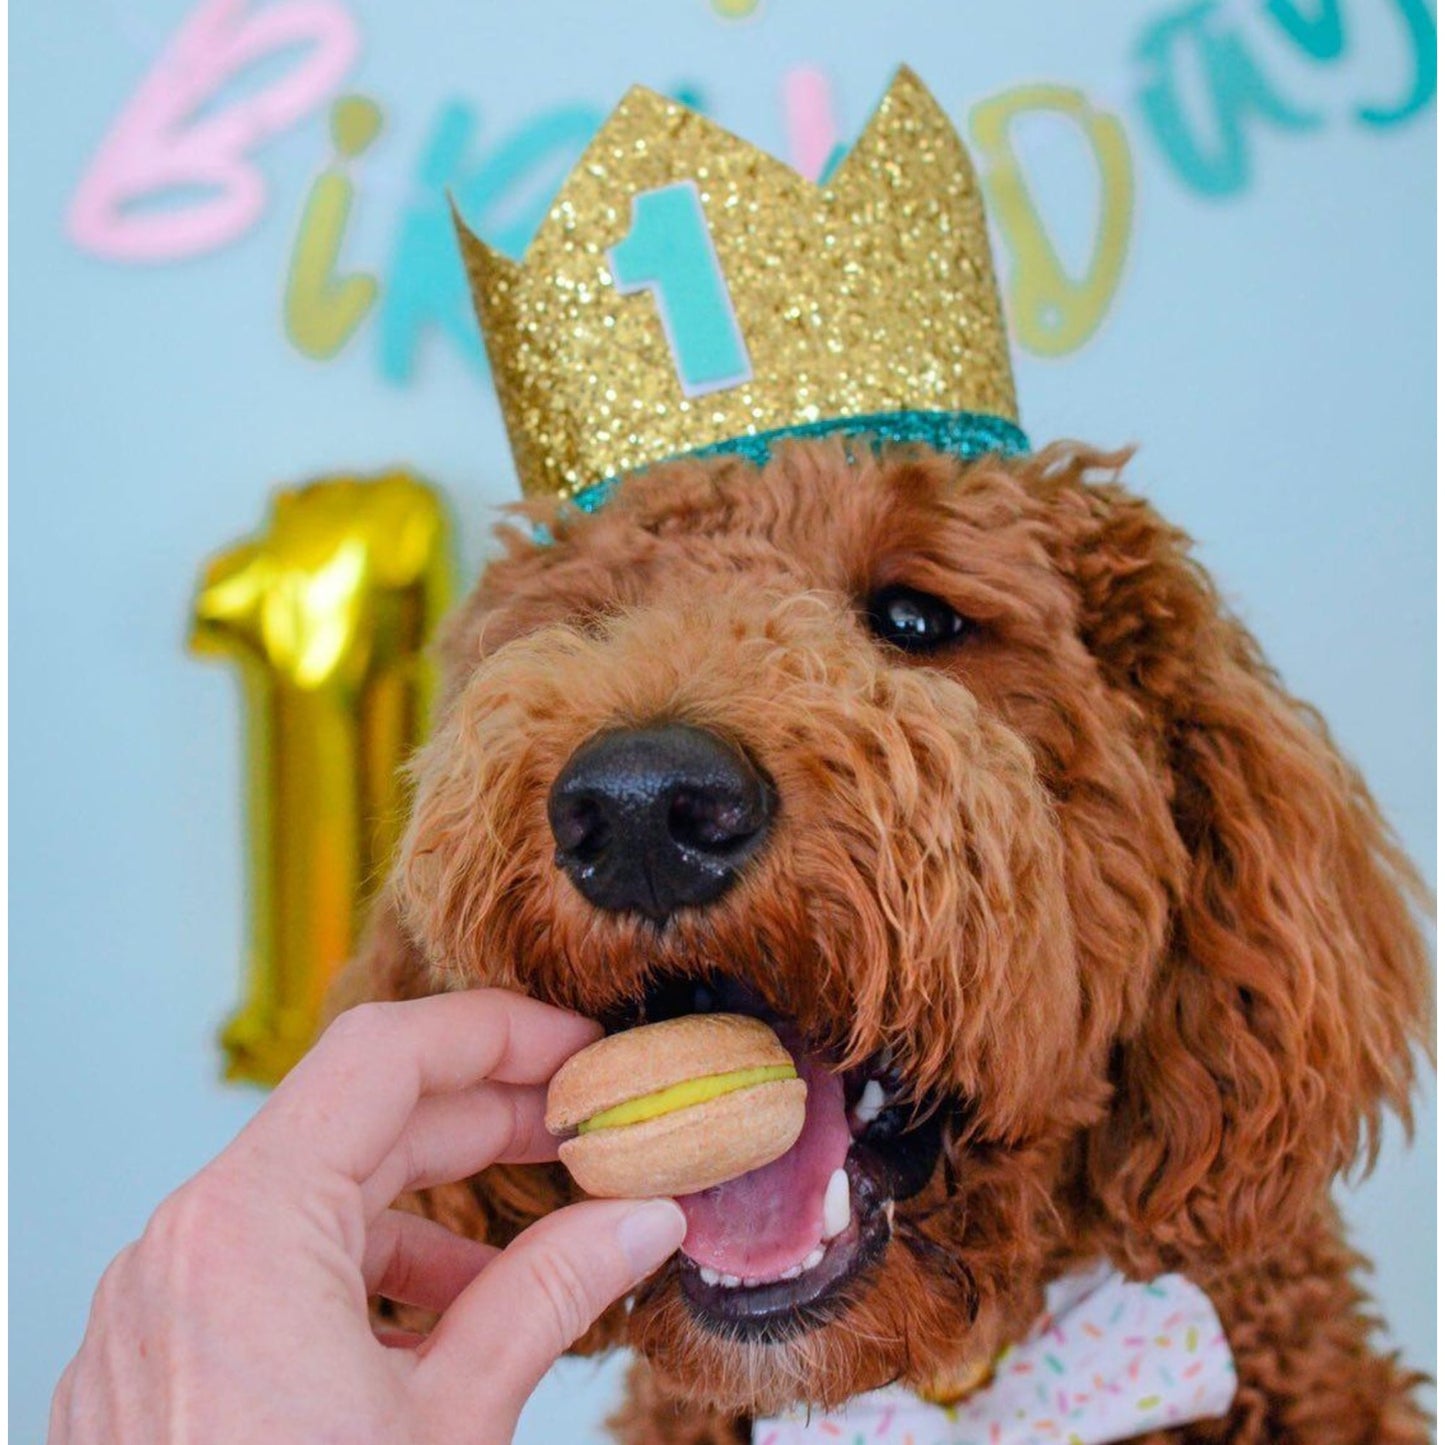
top-left (190, 473), bottom-right (453, 1086)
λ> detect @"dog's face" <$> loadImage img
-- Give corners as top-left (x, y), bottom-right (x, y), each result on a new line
top-left (396, 441), bottom-right (1425, 1414)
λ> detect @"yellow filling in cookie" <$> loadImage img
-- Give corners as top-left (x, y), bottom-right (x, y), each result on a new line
top-left (577, 1063), bottom-right (797, 1133)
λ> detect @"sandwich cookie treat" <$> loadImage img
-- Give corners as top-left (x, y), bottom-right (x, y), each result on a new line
top-left (545, 1014), bottom-right (807, 1198)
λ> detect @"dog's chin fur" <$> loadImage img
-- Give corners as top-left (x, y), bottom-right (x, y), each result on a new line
top-left (622, 1155), bottom-right (1049, 1416)
top-left (331, 439), bottom-right (1431, 1438)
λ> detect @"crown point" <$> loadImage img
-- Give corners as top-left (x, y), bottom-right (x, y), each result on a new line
top-left (455, 68), bottom-right (1020, 502)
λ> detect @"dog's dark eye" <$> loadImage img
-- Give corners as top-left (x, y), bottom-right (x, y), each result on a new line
top-left (864, 585), bottom-right (973, 653)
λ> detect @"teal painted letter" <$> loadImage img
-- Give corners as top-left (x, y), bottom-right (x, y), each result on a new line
top-left (609, 181), bottom-right (752, 395)
top-left (1135, 1), bottom-right (1320, 197)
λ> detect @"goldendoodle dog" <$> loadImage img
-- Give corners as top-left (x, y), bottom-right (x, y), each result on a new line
top-left (332, 436), bottom-right (1431, 1443)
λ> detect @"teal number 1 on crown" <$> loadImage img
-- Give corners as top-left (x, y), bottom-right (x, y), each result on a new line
top-left (609, 181), bottom-right (753, 396)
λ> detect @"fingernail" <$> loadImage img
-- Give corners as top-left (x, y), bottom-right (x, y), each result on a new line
top-left (616, 1199), bottom-right (687, 1277)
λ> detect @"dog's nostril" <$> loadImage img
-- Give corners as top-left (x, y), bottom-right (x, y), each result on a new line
top-left (667, 786), bottom-right (761, 854)
top-left (548, 723), bottom-right (775, 920)
top-left (552, 795), bottom-right (611, 863)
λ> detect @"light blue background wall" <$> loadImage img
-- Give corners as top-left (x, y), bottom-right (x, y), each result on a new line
top-left (12, 2), bottom-right (1434, 1440)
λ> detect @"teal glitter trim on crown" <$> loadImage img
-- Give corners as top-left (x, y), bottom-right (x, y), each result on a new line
top-left (564, 409), bottom-right (1031, 517)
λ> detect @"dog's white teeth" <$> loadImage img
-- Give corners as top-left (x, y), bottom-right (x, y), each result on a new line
top-left (719, 1273), bottom-right (743, 1289)
top-left (801, 1246), bottom-right (826, 1272)
top-left (821, 1167), bottom-right (851, 1241)
top-left (699, 1266), bottom-right (720, 1286)
top-left (853, 1078), bottom-right (887, 1128)
top-left (779, 1264), bottom-right (803, 1279)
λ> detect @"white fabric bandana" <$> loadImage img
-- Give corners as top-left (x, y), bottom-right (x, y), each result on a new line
top-left (752, 1262), bottom-right (1236, 1445)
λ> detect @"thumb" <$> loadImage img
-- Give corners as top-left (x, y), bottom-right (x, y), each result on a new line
top-left (414, 1196), bottom-right (686, 1429)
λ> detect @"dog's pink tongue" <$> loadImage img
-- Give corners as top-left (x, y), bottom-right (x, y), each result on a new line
top-left (676, 1051), bottom-right (848, 1278)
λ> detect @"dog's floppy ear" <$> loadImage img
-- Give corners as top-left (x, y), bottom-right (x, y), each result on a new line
top-left (1043, 447), bottom-right (1431, 1260)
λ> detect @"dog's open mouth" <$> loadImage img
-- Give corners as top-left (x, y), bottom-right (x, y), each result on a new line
top-left (603, 972), bottom-right (947, 1339)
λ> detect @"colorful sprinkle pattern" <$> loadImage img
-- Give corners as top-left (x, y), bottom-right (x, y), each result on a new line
top-left (753, 1262), bottom-right (1236, 1445)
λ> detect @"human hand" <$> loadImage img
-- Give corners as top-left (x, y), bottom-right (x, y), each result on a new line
top-left (49, 990), bottom-right (687, 1444)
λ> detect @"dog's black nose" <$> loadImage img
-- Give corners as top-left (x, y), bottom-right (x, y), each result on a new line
top-left (548, 724), bottom-right (774, 921)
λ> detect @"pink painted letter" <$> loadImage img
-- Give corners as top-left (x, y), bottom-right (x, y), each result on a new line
top-left (67, 0), bottom-right (359, 262)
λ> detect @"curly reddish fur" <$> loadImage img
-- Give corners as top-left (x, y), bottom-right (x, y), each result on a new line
top-left (329, 440), bottom-right (1431, 1443)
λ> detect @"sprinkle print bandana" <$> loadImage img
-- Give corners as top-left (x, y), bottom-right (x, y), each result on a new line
top-left (752, 1262), bottom-right (1236, 1445)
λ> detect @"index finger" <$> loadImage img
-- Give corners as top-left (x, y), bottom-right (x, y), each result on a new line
top-left (235, 989), bottom-right (600, 1188)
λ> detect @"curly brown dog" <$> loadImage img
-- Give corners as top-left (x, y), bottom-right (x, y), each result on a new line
top-left (331, 436), bottom-right (1432, 1443)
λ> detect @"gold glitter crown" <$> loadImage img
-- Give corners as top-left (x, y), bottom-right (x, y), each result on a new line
top-left (455, 67), bottom-right (1022, 505)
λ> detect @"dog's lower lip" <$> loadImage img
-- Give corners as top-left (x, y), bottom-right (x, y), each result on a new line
top-left (677, 1153), bottom-right (891, 1338)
